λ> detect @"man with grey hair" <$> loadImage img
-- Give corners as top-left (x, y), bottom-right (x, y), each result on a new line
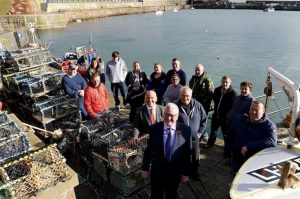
top-left (142, 103), bottom-right (192, 199)
top-left (177, 86), bottom-right (207, 181)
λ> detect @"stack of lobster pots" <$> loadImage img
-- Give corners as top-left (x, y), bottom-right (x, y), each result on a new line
top-left (0, 47), bottom-right (79, 133)
top-left (0, 111), bottom-right (72, 199)
top-left (64, 111), bottom-right (150, 198)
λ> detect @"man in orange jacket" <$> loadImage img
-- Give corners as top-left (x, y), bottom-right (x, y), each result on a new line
top-left (84, 73), bottom-right (109, 118)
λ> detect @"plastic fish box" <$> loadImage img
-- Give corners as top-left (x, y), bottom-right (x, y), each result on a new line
top-left (0, 144), bottom-right (71, 199)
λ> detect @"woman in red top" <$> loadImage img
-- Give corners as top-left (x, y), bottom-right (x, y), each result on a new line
top-left (84, 73), bottom-right (109, 118)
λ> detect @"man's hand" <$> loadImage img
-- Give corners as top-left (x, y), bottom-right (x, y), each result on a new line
top-left (78, 90), bottom-right (84, 97)
top-left (180, 175), bottom-right (189, 183)
top-left (241, 146), bottom-right (248, 156)
top-left (142, 171), bottom-right (150, 180)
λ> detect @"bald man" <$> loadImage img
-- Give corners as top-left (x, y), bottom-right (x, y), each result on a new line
top-left (132, 91), bottom-right (164, 140)
top-left (189, 64), bottom-right (214, 113)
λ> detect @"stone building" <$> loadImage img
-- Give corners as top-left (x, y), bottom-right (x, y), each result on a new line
top-left (1, 0), bottom-right (188, 14)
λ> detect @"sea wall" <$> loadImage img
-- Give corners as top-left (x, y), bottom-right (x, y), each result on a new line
top-left (45, 0), bottom-right (185, 13)
top-left (63, 4), bottom-right (186, 22)
top-left (0, 4), bottom-right (187, 30)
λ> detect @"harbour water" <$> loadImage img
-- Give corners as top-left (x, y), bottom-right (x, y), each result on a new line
top-left (40, 9), bottom-right (300, 120)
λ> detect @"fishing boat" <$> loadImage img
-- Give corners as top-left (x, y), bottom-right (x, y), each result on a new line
top-left (263, 7), bottom-right (275, 12)
top-left (62, 35), bottom-right (97, 77)
top-left (155, 10), bottom-right (164, 16)
top-left (230, 67), bottom-right (300, 199)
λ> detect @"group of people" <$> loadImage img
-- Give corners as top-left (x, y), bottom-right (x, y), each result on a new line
top-left (62, 50), bottom-right (277, 199)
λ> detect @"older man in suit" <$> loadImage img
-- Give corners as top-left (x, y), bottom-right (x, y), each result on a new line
top-left (131, 91), bottom-right (164, 144)
top-left (142, 103), bottom-right (192, 199)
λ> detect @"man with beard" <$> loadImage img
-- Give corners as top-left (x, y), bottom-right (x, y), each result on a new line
top-left (227, 81), bottom-right (254, 127)
top-left (225, 101), bottom-right (277, 174)
top-left (205, 76), bottom-right (237, 151)
top-left (189, 64), bottom-right (214, 114)
top-left (84, 73), bottom-right (109, 118)
top-left (166, 58), bottom-right (187, 86)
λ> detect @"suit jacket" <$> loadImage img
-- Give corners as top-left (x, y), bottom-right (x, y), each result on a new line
top-left (142, 121), bottom-right (192, 179)
top-left (133, 104), bottom-right (164, 138)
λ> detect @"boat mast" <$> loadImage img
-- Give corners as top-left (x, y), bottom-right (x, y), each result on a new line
top-left (267, 67), bottom-right (300, 146)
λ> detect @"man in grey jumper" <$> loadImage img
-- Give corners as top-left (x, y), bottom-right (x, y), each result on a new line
top-left (106, 51), bottom-right (128, 111)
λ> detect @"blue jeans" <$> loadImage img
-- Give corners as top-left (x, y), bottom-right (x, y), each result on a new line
top-left (111, 82), bottom-right (127, 106)
top-left (79, 97), bottom-right (88, 119)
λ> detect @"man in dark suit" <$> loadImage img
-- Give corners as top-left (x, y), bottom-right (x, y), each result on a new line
top-left (131, 91), bottom-right (164, 143)
top-left (142, 103), bottom-right (192, 199)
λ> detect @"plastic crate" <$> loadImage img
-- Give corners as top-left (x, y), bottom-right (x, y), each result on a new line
top-left (0, 144), bottom-right (71, 199)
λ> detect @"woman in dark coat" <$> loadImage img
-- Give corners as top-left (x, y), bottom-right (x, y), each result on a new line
top-left (86, 57), bottom-right (105, 84)
top-left (125, 61), bottom-right (148, 122)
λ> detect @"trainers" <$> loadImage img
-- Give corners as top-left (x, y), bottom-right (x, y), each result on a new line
top-left (125, 103), bottom-right (131, 109)
top-left (200, 135), bottom-right (209, 142)
top-left (116, 105), bottom-right (121, 112)
top-left (204, 143), bottom-right (214, 148)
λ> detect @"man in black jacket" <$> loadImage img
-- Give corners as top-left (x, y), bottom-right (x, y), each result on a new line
top-left (166, 58), bottom-right (187, 86)
top-left (205, 76), bottom-right (237, 154)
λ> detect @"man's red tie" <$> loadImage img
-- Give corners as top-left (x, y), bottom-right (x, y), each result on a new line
top-left (150, 108), bottom-right (156, 124)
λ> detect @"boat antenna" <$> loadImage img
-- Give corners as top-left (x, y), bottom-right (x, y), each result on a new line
top-left (264, 73), bottom-right (273, 111)
top-left (89, 32), bottom-right (93, 50)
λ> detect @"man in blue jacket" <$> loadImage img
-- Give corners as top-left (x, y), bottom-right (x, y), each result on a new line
top-left (62, 64), bottom-right (87, 118)
top-left (177, 86), bottom-right (207, 180)
top-left (225, 100), bottom-right (277, 174)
